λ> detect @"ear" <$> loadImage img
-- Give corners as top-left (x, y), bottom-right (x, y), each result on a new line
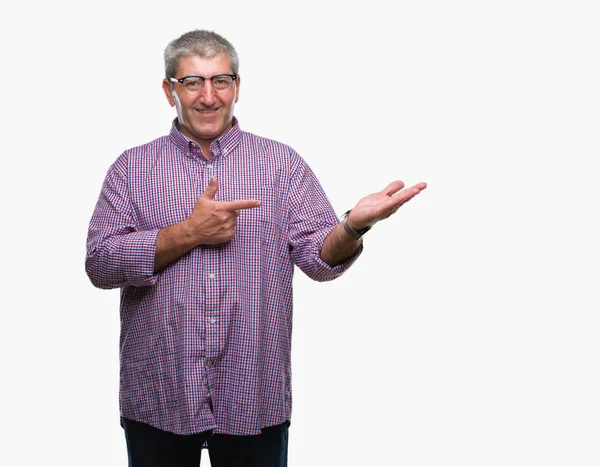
top-left (234, 74), bottom-right (241, 103)
top-left (162, 78), bottom-right (176, 107)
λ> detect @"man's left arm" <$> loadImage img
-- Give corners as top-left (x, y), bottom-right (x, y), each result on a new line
top-left (320, 180), bottom-right (427, 267)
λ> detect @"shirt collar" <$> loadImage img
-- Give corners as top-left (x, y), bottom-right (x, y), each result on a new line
top-left (168, 117), bottom-right (242, 158)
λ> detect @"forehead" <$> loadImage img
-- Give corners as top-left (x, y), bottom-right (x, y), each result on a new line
top-left (176, 54), bottom-right (233, 77)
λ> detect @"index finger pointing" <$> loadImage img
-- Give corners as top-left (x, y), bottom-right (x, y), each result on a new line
top-left (220, 199), bottom-right (262, 211)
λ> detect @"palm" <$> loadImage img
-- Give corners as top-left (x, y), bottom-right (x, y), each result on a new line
top-left (348, 180), bottom-right (427, 230)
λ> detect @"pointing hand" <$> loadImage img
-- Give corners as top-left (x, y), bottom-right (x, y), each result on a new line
top-left (186, 176), bottom-right (261, 245)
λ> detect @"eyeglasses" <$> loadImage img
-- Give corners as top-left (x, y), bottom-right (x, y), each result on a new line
top-left (168, 74), bottom-right (238, 95)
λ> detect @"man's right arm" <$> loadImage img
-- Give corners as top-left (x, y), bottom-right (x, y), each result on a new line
top-left (86, 172), bottom-right (261, 285)
top-left (153, 176), bottom-right (261, 272)
top-left (85, 161), bottom-right (158, 289)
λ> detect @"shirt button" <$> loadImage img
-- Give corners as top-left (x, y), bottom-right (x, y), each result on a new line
top-left (206, 359), bottom-right (213, 367)
top-left (206, 164), bottom-right (213, 169)
top-left (208, 318), bottom-right (216, 324)
top-left (208, 273), bottom-right (216, 279)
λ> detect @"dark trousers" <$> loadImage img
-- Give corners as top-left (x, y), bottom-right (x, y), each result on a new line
top-left (122, 418), bottom-right (289, 467)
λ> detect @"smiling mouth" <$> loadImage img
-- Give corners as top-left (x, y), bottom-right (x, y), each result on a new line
top-left (195, 109), bottom-right (217, 114)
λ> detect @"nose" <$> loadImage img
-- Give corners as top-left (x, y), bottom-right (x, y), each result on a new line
top-left (198, 80), bottom-right (217, 106)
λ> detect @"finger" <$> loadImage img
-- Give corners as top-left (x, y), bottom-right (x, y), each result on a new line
top-left (380, 180), bottom-right (405, 196)
top-left (221, 199), bottom-right (262, 211)
top-left (390, 182), bottom-right (427, 201)
top-left (385, 185), bottom-right (424, 211)
top-left (410, 181), bottom-right (427, 191)
top-left (201, 176), bottom-right (219, 200)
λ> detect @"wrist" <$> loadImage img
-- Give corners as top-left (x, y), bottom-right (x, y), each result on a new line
top-left (340, 210), bottom-right (371, 240)
top-left (180, 219), bottom-right (203, 246)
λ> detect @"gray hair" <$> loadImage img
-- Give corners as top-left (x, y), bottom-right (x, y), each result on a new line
top-left (164, 30), bottom-right (239, 78)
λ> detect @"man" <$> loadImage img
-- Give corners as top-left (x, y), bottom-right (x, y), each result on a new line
top-left (86, 29), bottom-right (426, 467)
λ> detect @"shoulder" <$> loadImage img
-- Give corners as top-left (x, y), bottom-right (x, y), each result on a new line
top-left (111, 134), bottom-right (175, 175)
top-left (122, 134), bottom-right (173, 158)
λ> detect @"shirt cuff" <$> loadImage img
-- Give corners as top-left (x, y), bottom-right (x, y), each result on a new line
top-left (122, 229), bottom-right (160, 287)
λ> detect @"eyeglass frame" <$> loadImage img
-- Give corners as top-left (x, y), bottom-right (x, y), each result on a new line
top-left (168, 74), bottom-right (238, 94)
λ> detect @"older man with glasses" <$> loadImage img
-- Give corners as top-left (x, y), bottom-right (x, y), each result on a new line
top-left (86, 29), bottom-right (427, 467)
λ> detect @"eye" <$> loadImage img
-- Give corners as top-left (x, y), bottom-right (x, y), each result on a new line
top-left (183, 78), bottom-right (202, 89)
top-left (212, 76), bottom-right (233, 89)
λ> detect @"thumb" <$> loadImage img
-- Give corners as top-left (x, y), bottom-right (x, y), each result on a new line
top-left (201, 176), bottom-right (218, 200)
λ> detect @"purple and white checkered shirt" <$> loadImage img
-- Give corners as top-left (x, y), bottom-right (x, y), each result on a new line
top-left (85, 118), bottom-right (361, 435)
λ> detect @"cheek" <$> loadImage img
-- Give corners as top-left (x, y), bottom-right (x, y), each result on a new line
top-left (226, 93), bottom-right (238, 109)
top-left (174, 94), bottom-right (196, 116)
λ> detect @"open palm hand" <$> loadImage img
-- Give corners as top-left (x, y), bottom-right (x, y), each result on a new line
top-left (347, 180), bottom-right (427, 231)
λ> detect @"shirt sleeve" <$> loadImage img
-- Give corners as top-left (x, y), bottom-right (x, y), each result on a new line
top-left (287, 153), bottom-right (362, 282)
top-left (85, 156), bottom-right (160, 289)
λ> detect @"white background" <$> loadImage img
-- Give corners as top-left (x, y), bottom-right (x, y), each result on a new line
top-left (1, 1), bottom-right (599, 466)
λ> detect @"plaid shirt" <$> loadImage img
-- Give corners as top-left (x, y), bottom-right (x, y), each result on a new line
top-left (85, 119), bottom-right (361, 435)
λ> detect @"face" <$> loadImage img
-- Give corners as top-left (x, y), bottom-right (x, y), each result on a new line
top-left (162, 54), bottom-right (240, 150)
